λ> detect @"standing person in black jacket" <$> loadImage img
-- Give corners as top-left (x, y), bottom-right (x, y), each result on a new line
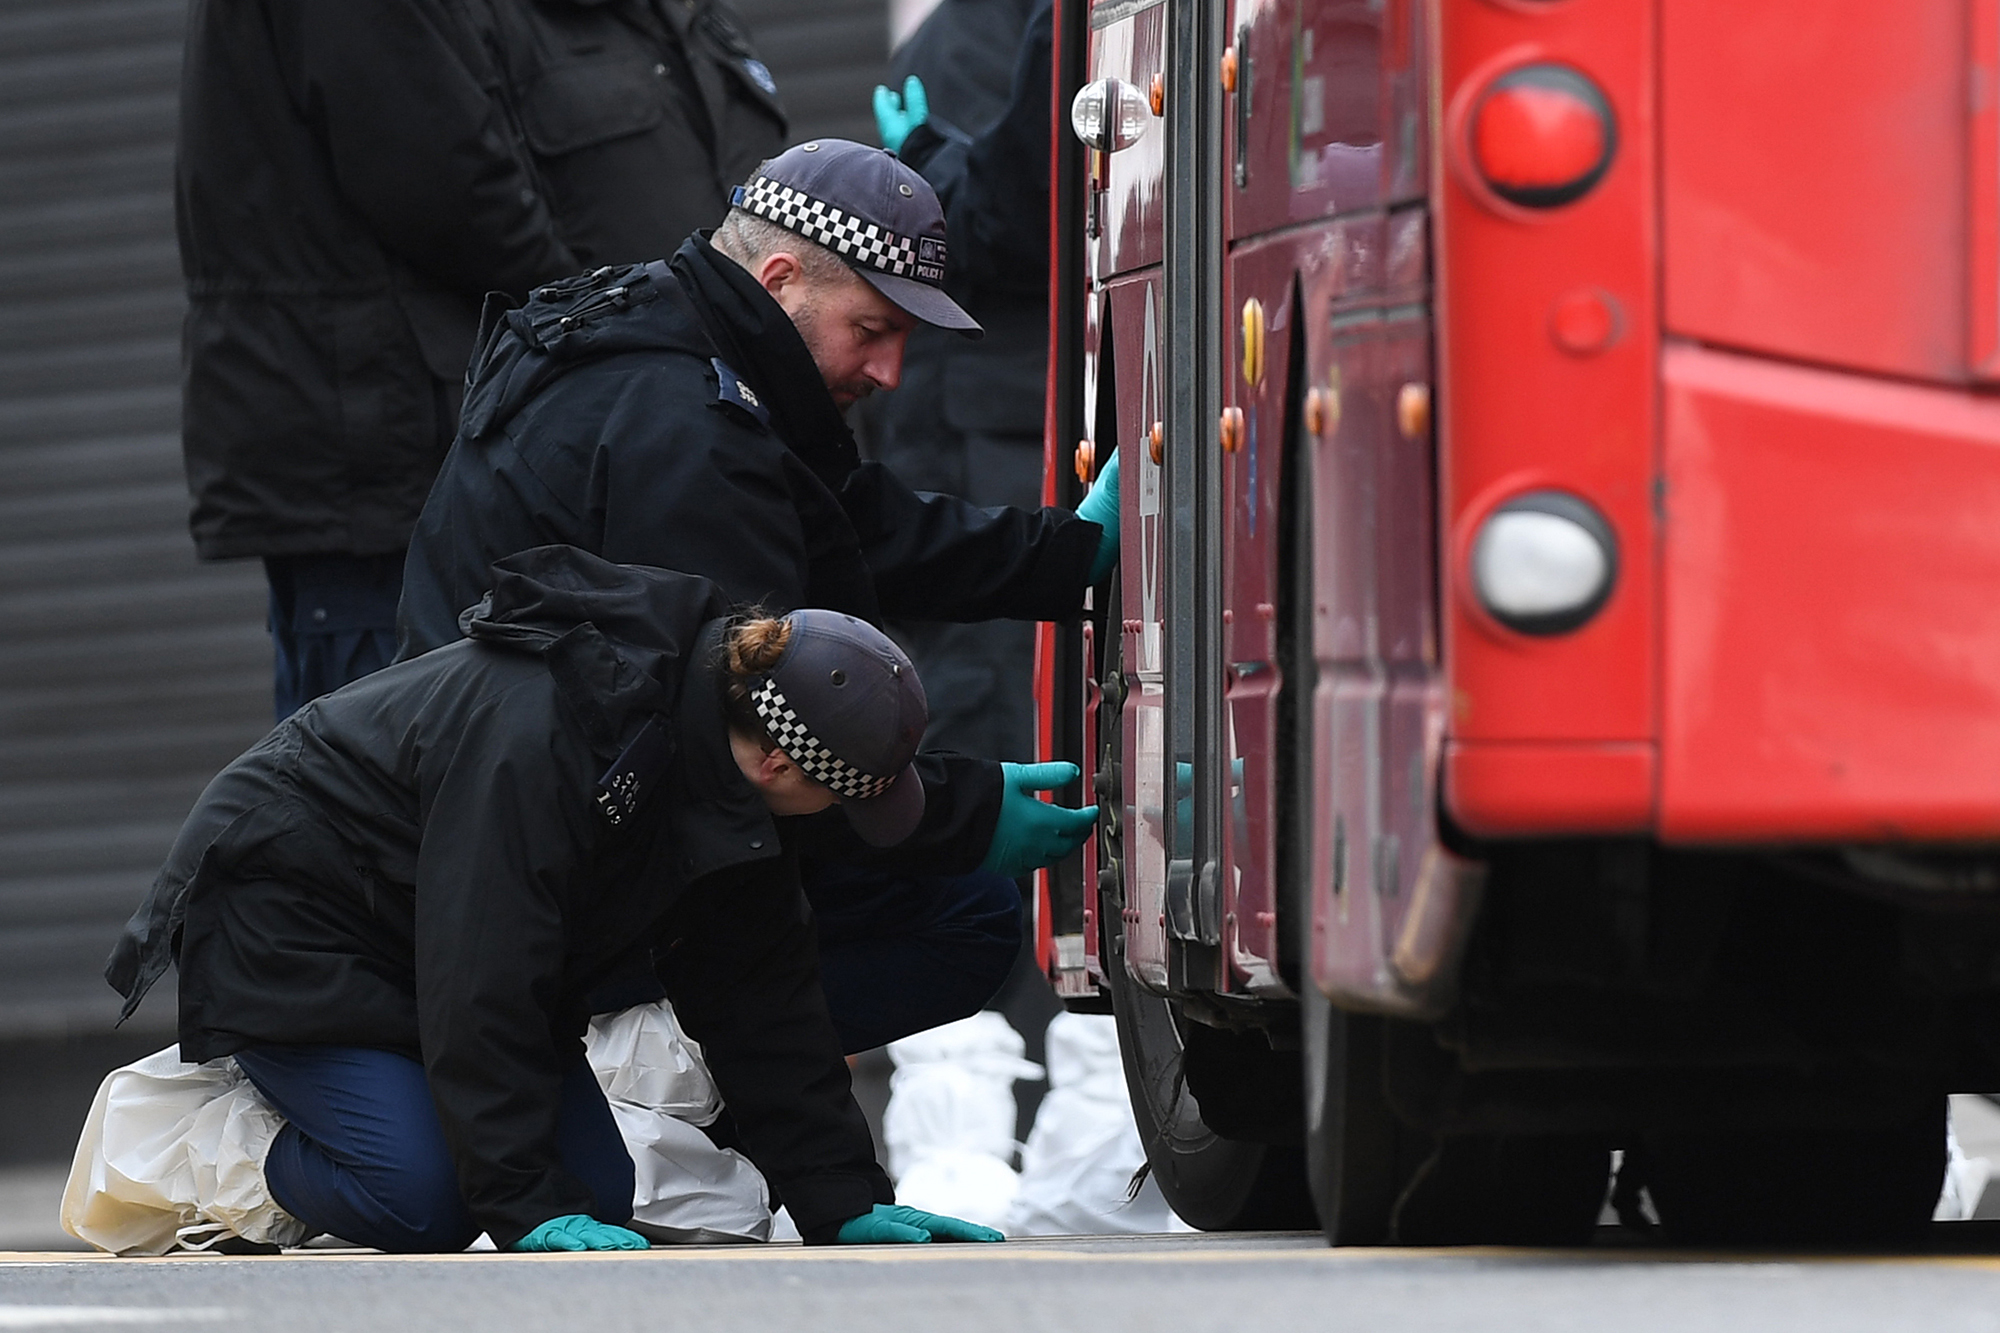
top-left (396, 139), bottom-right (1117, 1053)
top-left (864, 0), bottom-right (1053, 764)
top-left (105, 545), bottom-right (1002, 1253)
top-left (478, 0), bottom-right (788, 267)
top-left (177, 0), bottom-right (787, 721)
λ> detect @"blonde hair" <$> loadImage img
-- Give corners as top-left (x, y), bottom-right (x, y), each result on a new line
top-left (719, 610), bottom-right (793, 745)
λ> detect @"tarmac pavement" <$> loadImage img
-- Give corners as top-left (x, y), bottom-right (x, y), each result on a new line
top-left (4, 1231), bottom-right (2000, 1333)
top-left (4, 1097), bottom-right (1999, 1330)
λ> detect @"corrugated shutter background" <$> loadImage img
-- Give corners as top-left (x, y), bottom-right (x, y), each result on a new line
top-left (0, 0), bottom-right (886, 1047)
top-left (0, 0), bottom-right (267, 1042)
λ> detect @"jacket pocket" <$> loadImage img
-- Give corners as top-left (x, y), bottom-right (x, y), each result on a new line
top-left (519, 58), bottom-right (666, 155)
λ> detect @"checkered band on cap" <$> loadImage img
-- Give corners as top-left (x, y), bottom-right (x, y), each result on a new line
top-left (735, 176), bottom-right (948, 286)
top-left (750, 677), bottom-right (898, 800)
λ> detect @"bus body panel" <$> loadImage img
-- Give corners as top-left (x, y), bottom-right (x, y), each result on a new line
top-left (1092, 2), bottom-right (1169, 279)
top-left (1662, 1), bottom-right (1972, 384)
top-left (1434, 0), bottom-right (1662, 833)
top-left (1660, 340), bottom-right (2000, 840)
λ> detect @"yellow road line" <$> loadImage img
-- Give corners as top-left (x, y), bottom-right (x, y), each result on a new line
top-left (4, 1245), bottom-right (1998, 1270)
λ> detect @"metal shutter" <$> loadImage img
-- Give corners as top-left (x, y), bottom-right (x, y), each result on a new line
top-left (0, 0), bottom-right (886, 1042)
top-left (0, 0), bottom-right (267, 1041)
top-left (738, 0), bottom-right (887, 145)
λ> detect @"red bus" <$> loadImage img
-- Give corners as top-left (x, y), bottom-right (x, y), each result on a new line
top-left (1039, 0), bottom-right (2000, 1245)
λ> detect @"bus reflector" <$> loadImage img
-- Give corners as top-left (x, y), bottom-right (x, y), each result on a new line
top-left (1471, 491), bottom-right (1617, 635)
top-left (1071, 78), bottom-right (1151, 154)
top-left (1471, 65), bottom-right (1614, 209)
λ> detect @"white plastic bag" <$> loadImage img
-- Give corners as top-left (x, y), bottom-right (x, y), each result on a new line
top-left (1006, 1013), bottom-right (1189, 1235)
top-left (60, 1046), bottom-right (311, 1256)
top-left (882, 1012), bottom-right (1043, 1229)
top-left (585, 999), bottom-right (773, 1243)
top-left (1935, 1108), bottom-right (1994, 1221)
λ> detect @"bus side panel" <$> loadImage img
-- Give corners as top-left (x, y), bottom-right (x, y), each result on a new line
top-left (1219, 232), bottom-right (1320, 996)
top-left (1306, 271), bottom-right (1471, 1017)
top-left (1104, 269), bottom-right (1171, 988)
top-left (1092, 4), bottom-right (1168, 281)
top-left (1223, 0), bottom-right (1386, 243)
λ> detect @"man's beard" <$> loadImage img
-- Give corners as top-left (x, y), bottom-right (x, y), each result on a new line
top-left (792, 297), bottom-right (875, 405)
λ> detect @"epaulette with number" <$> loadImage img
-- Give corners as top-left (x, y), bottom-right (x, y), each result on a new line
top-left (710, 357), bottom-right (771, 428)
top-left (594, 716), bottom-right (674, 827)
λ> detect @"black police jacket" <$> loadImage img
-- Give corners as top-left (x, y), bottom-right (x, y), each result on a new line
top-left (396, 236), bottom-right (1104, 866)
top-left (179, 0), bottom-right (785, 562)
top-left (106, 546), bottom-right (891, 1248)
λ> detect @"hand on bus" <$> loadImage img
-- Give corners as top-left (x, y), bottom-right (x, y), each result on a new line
top-left (510, 1214), bottom-right (650, 1252)
top-left (979, 761), bottom-right (1098, 877)
top-left (836, 1203), bottom-right (1005, 1244)
top-left (1076, 447), bottom-right (1121, 582)
top-left (872, 75), bottom-right (929, 153)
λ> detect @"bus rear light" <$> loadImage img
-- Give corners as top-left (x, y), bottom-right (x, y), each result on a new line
top-left (1471, 64), bottom-right (1615, 208)
top-left (1070, 78), bottom-right (1151, 154)
top-left (1470, 492), bottom-right (1617, 635)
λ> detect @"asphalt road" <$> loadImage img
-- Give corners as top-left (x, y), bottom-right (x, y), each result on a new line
top-left (5, 1230), bottom-right (2000, 1333)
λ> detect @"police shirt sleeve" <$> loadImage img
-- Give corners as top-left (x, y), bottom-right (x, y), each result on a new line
top-left (273, 0), bottom-right (577, 299)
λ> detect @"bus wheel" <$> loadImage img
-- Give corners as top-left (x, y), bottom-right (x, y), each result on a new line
top-left (1103, 932), bottom-right (1318, 1230)
top-left (1300, 983), bottom-right (1414, 1244)
top-left (1096, 579), bottom-right (1315, 1231)
top-left (1634, 1098), bottom-right (1945, 1246)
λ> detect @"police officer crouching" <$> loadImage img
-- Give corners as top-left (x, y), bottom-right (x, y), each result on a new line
top-left (396, 141), bottom-right (1122, 1057)
top-left (106, 545), bottom-right (999, 1253)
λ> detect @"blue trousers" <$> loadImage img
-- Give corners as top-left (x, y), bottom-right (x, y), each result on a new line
top-left (264, 552), bottom-right (404, 723)
top-left (230, 872), bottom-right (1018, 1252)
top-left (807, 866), bottom-right (1024, 1055)
top-left (234, 1046), bottom-right (633, 1254)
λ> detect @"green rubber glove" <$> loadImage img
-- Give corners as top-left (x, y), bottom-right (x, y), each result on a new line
top-left (836, 1204), bottom-right (1005, 1244)
top-left (979, 761), bottom-right (1098, 877)
top-left (510, 1214), bottom-right (650, 1252)
top-left (872, 75), bottom-right (930, 153)
top-left (1075, 447), bottom-right (1121, 583)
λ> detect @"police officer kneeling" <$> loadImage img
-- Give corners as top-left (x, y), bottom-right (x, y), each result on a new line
top-left (105, 545), bottom-right (997, 1253)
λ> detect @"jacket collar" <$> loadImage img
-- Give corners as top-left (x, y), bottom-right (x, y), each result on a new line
top-left (669, 234), bottom-right (860, 490)
top-left (667, 619), bottom-right (782, 884)
top-left (459, 545), bottom-right (730, 751)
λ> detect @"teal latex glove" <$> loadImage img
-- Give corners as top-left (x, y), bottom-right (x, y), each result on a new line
top-left (1171, 758), bottom-right (1245, 858)
top-left (872, 75), bottom-right (930, 153)
top-left (980, 761), bottom-right (1098, 877)
top-left (837, 1204), bottom-right (1006, 1244)
top-left (510, 1214), bottom-right (650, 1252)
top-left (1075, 447), bottom-right (1121, 583)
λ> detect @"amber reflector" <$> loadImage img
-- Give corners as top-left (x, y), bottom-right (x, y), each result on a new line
top-left (1471, 65), bottom-right (1614, 208)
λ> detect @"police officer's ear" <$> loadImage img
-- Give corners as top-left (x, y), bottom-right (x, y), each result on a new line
top-left (751, 250), bottom-right (812, 312)
top-left (751, 742), bottom-right (800, 787)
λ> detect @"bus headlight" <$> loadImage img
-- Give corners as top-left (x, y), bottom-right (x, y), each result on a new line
top-left (1470, 492), bottom-right (1617, 635)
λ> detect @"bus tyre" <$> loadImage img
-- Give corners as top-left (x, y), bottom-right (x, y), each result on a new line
top-left (1095, 577), bottom-right (1314, 1231)
top-left (1302, 981), bottom-right (1608, 1246)
top-left (1301, 980), bottom-right (1409, 1244)
top-left (1634, 1098), bottom-right (1946, 1246)
top-left (1103, 938), bottom-right (1318, 1230)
